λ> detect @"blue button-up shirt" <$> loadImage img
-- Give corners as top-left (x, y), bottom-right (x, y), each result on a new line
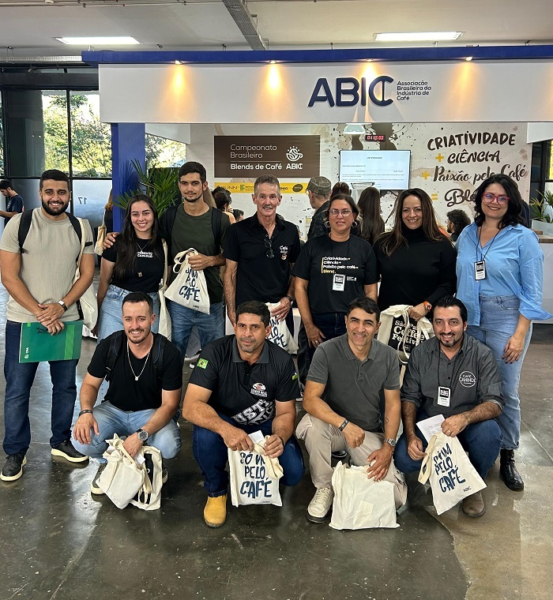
top-left (456, 222), bottom-right (551, 325)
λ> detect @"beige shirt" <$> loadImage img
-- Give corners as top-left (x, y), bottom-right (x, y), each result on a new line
top-left (0, 209), bottom-right (94, 323)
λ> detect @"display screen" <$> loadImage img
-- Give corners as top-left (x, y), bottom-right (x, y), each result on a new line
top-left (339, 150), bottom-right (411, 190)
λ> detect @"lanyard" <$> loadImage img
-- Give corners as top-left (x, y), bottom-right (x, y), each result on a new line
top-left (475, 226), bottom-right (499, 262)
top-left (437, 347), bottom-right (463, 397)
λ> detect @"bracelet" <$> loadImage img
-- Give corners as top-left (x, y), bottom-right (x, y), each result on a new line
top-left (278, 435), bottom-right (285, 447)
top-left (338, 419), bottom-right (349, 432)
top-left (285, 295), bottom-right (293, 305)
top-left (78, 409), bottom-right (94, 417)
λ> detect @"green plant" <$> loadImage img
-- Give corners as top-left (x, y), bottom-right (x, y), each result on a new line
top-left (530, 190), bottom-right (553, 223)
top-left (115, 159), bottom-right (180, 216)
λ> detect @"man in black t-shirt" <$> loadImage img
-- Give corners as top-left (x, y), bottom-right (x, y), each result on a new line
top-left (73, 292), bottom-right (183, 495)
top-left (182, 301), bottom-right (305, 528)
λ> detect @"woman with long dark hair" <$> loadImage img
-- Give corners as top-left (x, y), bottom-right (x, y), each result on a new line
top-left (373, 188), bottom-right (456, 320)
top-left (456, 174), bottom-right (550, 491)
top-left (358, 186), bottom-right (385, 245)
top-left (95, 194), bottom-right (166, 341)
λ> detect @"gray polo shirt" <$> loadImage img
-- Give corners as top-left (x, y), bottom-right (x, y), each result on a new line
top-left (401, 334), bottom-right (504, 417)
top-left (307, 335), bottom-right (400, 432)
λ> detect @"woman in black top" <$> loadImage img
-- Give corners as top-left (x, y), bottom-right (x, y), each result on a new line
top-left (373, 188), bottom-right (457, 320)
top-left (95, 194), bottom-right (166, 341)
top-left (358, 186), bottom-right (385, 246)
top-left (294, 194), bottom-right (378, 356)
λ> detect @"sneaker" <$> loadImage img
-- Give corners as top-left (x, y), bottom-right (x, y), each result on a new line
top-left (90, 463), bottom-right (108, 495)
top-left (51, 440), bottom-right (89, 463)
top-left (331, 450), bottom-right (348, 460)
top-left (204, 494), bottom-right (227, 528)
top-left (1, 452), bottom-right (27, 482)
top-left (307, 487), bottom-right (334, 523)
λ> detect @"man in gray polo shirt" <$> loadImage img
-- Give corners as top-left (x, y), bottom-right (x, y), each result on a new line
top-left (395, 296), bottom-right (503, 518)
top-left (297, 296), bottom-right (407, 523)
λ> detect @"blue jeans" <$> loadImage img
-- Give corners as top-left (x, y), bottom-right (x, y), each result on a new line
top-left (394, 410), bottom-right (502, 480)
top-left (3, 321), bottom-right (78, 455)
top-left (192, 412), bottom-right (305, 497)
top-left (97, 285), bottom-right (160, 342)
top-left (308, 312), bottom-right (347, 361)
top-left (168, 299), bottom-right (224, 363)
top-left (467, 295), bottom-right (532, 450)
top-left (72, 401), bottom-right (182, 461)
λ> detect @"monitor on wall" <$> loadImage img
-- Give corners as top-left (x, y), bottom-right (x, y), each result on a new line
top-left (339, 150), bottom-right (411, 191)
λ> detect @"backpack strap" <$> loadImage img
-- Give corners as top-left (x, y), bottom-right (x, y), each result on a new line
top-left (17, 209), bottom-right (35, 253)
top-left (105, 331), bottom-right (124, 382)
top-left (152, 333), bottom-right (167, 381)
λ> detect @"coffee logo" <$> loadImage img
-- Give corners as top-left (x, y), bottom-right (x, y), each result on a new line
top-left (459, 371), bottom-right (476, 387)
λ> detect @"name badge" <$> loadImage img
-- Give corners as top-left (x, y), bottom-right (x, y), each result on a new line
top-left (332, 274), bottom-right (345, 292)
top-left (437, 386), bottom-right (451, 407)
top-left (474, 260), bottom-right (486, 280)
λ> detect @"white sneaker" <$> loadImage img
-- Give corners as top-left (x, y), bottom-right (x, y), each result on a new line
top-left (307, 487), bottom-right (334, 523)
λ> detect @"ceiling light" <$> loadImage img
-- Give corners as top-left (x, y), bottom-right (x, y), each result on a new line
top-left (465, 56), bottom-right (473, 61)
top-left (375, 32), bottom-right (462, 42)
top-left (56, 37), bottom-right (140, 46)
top-left (175, 60), bottom-right (182, 65)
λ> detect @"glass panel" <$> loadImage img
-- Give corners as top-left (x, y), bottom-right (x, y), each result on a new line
top-left (530, 142), bottom-right (542, 182)
top-left (145, 134), bottom-right (186, 169)
top-left (43, 91), bottom-right (70, 173)
top-left (69, 91), bottom-right (112, 178)
top-left (72, 179), bottom-right (113, 231)
top-left (0, 93), bottom-right (4, 176)
top-left (546, 140), bottom-right (553, 181)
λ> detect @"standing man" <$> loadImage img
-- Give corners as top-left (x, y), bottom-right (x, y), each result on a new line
top-left (73, 292), bottom-right (182, 493)
top-left (0, 169), bottom-right (95, 481)
top-left (298, 297), bottom-right (407, 523)
top-left (182, 301), bottom-right (305, 528)
top-left (224, 175), bottom-right (301, 333)
top-left (306, 176), bottom-right (332, 240)
top-left (394, 296), bottom-right (503, 518)
top-left (0, 179), bottom-right (24, 227)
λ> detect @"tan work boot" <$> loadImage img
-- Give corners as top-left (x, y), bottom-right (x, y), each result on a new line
top-left (461, 491), bottom-right (485, 518)
top-left (204, 494), bottom-right (227, 527)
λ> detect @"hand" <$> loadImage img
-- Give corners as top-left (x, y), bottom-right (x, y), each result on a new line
top-left (264, 434), bottom-right (285, 458)
top-left (502, 334), bottom-right (525, 364)
top-left (406, 434), bottom-right (426, 461)
top-left (46, 319), bottom-right (65, 336)
top-left (227, 309), bottom-right (236, 328)
top-left (408, 302), bottom-right (429, 322)
top-left (270, 297), bottom-right (292, 322)
top-left (91, 324), bottom-right (99, 337)
top-left (103, 231), bottom-right (119, 250)
top-left (221, 425), bottom-right (254, 452)
top-left (305, 322), bottom-right (326, 349)
top-left (341, 421), bottom-right (365, 448)
top-left (73, 413), bottom-right (99, 446)
top-left (37, 303), bottom-right (65, 327)
top-left (123, 433), bottom-right (144, 458)
top-left (187, 252), bottom-right (212, 271)
top-left (441, 414), bottom-right (469, 438)
top-left (366, 445), bottom-right (393, 481)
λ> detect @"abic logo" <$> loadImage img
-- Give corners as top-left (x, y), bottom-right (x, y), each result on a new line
top-left (308, 75), bottom-right (394, 108)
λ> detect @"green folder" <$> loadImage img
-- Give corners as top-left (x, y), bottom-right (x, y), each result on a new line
top-left (19, 321), bottom-right (83, 363)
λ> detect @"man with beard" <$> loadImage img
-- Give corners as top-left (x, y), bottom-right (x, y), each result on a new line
top-left (0, 169), bottom-right (95, 481)
top-left (394, 296), bottom-right (503, 518)
top-left (73, 292), bottom-right (182, 494)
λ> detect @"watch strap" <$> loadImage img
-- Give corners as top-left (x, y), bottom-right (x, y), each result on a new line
top-left (79, 409), bottom-right (94, 417)
top-left (338, 419), bottom-right (349, 432)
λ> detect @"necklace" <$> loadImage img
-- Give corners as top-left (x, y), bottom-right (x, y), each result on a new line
top-left (127, 341), bottom-right (152, 381)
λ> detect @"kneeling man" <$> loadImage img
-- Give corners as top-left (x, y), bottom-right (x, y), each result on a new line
top-left (298, 297), bottom-right (407, 523)
top-left (182, 301), bottom-right (305, 528)
top-left (394, 296), bottom-right (503, 518)
top-left (73, 292), bottom-right (183, 493)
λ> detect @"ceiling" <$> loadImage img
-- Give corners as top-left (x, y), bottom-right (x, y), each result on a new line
top-left (1, 0), bottom-right (552, 61)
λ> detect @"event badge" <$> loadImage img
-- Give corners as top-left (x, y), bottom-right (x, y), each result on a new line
top-left (474, 260), bottom-right (486, 280)
top-left (332, 274), bottom-right (345, 292)
top-left (437, 386), bottom-right (451, 407)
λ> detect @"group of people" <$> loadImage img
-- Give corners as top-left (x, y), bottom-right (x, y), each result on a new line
top-left (0, 163), bottom-right (549, 530)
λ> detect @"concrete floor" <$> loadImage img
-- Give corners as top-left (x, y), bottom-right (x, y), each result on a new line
top-left (1, 282), bottom-right (552, 600)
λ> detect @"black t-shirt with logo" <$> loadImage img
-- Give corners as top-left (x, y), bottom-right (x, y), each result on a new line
top-left (189, 335), bottom-right (300, 425)
top-left (87, 333), bottom-right (183, 412)
top-left (224, 214), bottom-right (301, 305)
top-left (103, 237), bottom-right (165, 293)
top-left (293, 235), bottom-right (378, 315)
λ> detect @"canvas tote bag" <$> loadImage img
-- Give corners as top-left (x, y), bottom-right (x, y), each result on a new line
top-left (164, 248), bottom-right (210, 315)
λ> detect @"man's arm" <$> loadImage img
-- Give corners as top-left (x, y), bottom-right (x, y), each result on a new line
top-left (295, 276), bottom-right (325, 347)
top-left (303, 379), bottom-right (365, 448)
top-left (0, 210), bottom-right (20, 218)
top-left (441, 401), bottom-right (501, 438)
top-left (224, 259), bottom-right (238, 326)
top-left (363, 283), bottom-right (378, 303)
top-left (270, 273), bottom-right (295, 322)
top-left (264, 400), bottom-right (296, 458)
top-left (402, 401), bottom-right (426, 461)
top-left (0, 250), bottom-right (42, 317)
top-left (73, 372), bottom-right (103, 446)
top-left (187, 252), bottom-right (225, 271)
top-left (366, 388), bottom-right (400, 481)
top-left (182, 383), bottom-right (253, 452)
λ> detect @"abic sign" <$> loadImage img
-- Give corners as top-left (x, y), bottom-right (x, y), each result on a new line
top-left (308, 75), bottom-right (394, 107)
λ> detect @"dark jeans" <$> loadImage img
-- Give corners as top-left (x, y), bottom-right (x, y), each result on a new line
top-left (3, 321), bottom-right (78, 455)
top-left (307, 312), bottom-right (347, 361)
top-left (192, 412), bottom-right (305, 497)
top-left (394, 410), bottom-right (502, 480)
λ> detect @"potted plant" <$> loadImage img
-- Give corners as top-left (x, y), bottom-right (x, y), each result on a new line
top-left (530, 190), bottom-right (553, 236)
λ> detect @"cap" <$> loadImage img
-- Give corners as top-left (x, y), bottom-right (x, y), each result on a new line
top-left (307, 176), bottom-right (331, 196)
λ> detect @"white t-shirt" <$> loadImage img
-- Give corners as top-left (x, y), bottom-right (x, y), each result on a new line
top-left (0, 209), bottom-right (94, 323)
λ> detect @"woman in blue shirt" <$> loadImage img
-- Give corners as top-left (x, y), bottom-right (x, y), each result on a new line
top-left (456, 174), bottom-right (551, 492)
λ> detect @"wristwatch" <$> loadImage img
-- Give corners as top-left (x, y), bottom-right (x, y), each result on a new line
top-left (58, 300), bottom-right (68, 312)
top-left (338, 419), bottom-right (349, 431)
top-left (137, 429), bottom-right (149, 442)
top-left (384, 438), bottom-right (397, 448)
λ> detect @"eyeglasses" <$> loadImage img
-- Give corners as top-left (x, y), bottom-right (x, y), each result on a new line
top-left (329, 209), bottom-right (353, 217)
top-left (482, 192), bottom-right (510, 205)
top-left (264, 235), bottom-right (274, 259)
